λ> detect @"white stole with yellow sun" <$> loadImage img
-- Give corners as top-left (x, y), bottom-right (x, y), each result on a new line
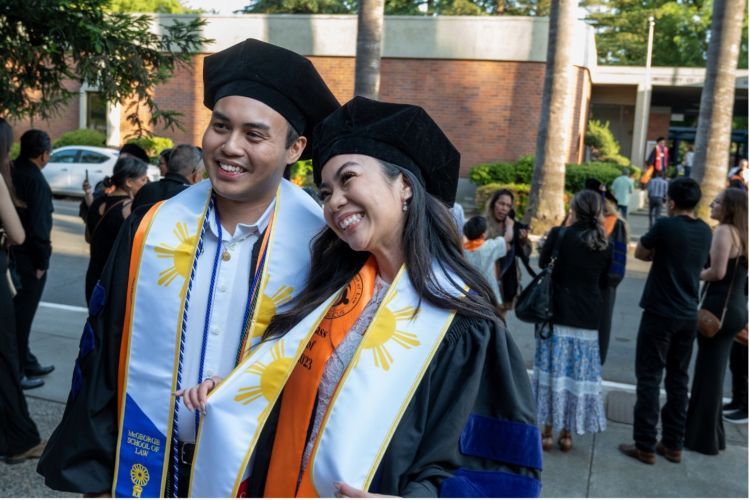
top-left (112, 179), bottom-right (324, 498)
top-left (189, 265), bottom-right (461, 497)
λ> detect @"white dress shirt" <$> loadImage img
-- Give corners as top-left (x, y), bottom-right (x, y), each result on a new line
top-left (177, 199), bottom-right (274, 442)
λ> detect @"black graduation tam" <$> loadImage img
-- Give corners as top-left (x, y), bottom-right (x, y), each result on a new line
top-left (312, 96), bottom-right (460, 206)
top-left (203, 39), bottom-right (339, 158)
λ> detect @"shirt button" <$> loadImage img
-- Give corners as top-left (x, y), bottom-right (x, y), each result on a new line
top-left (218, 284), bottom-right (227, 293)
top-left (211, 326), bottom-right (220, 336)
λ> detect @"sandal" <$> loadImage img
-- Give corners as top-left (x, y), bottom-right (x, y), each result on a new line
top-left (542, 426), bottom-right (553, 452)
top-left (558, 429), bottom-right (572, 452)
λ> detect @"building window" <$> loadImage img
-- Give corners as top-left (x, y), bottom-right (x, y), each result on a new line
top-left (86, 92), bottom-right (107, 133)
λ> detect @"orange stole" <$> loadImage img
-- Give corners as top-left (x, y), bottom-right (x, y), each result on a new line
top-left (463, 237), bottom-right (486, 252)
top-left (264, 257), bottom-right (378, 497)
top-left (117, 201), bottom-right (163, 414)
top-left (602, 214), bottom-right (617, 237)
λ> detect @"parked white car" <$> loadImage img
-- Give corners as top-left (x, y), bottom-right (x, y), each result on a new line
top-left (42, 146), bottom-right (161, 197)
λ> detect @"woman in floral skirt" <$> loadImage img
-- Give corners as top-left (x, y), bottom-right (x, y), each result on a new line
top-left (532, 189), bottom-right (613, 451)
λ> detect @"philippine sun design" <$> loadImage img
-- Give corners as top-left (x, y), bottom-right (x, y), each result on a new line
top-left (359, 290), bottom-right (421, 371)
top-left (154, 222), bottom-right (198, 287)
top-left (234, 340), bottom-right (293, 417)
top-left (249, 285), bottom-right (295, 341)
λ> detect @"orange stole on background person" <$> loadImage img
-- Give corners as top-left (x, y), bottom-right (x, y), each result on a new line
top-left (463, 236), bottom-right (486, 252)
top-left (264, 257), bottom-right (379, 497)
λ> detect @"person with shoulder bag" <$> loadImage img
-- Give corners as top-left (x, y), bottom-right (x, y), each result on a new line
top-left (84, 157), bottom-right (148, 303)
top-left (685, 188), bottom-right (749, 453)
top-left (531, 190), bottom-right (613, 453)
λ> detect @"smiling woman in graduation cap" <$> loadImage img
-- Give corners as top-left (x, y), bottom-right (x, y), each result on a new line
top-left (183, 97), bottom-right (542, 498)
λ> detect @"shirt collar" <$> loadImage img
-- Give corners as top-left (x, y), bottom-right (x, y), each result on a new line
top-left (208, 197), bottom-right (276, 243)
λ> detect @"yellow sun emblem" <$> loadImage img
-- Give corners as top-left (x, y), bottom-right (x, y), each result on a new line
top-left (235, 340), bottom-right (292, 411)
top-left (130, 463), bottom-right (149, 497)
top-left (154, 222), bottom-right (198, 287)
top-left (250, 285), bottom-right (294, 340)
top-left (360, 291), bottom-right (421, 371)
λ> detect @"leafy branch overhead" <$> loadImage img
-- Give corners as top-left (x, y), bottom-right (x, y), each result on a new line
top-left (0, 0), bottom-right (209, 136)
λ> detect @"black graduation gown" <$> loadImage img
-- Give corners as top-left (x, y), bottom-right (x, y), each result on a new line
top-left (37, 208), bottom-right (264, 493)
top-left (39, 209), bottom-right (542, 496)
top-left (247, 314), bottom-right (542, 497)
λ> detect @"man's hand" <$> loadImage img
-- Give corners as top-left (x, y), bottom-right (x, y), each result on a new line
top-left (35, 269), bottom-right (46, 280)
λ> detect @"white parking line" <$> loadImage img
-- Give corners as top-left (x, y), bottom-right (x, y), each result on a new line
top-left (40, 301), bottom-right (88, 313)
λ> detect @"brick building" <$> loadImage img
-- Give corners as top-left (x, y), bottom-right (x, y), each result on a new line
top-left (9, 15), bottom-right (748, 183)
top-left (9, 15), bottom-right (596, 179)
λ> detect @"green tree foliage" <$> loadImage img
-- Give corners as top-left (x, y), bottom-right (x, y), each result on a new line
top-left (585, 119), bottom-right (630, 166)
top-left (241, 0), bottom-right (549, 14)
top-left (0, 0), bottom-right (208, 135)
top-left (108, 0), bottom-right (201, 13)
top-left (582, 0), bottom-right (748, 68)
top-left (127, 135), bottom-right (174, 161)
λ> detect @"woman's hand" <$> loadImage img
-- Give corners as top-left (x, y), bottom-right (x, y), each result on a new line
top-left (335, 482), bottom-right (397, 498)
top-left (175, 376), bottom-right (222, 414)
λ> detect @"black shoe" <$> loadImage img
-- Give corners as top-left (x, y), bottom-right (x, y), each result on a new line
top-left (723, 409), bottom-right (748, 424)
top-left (20, 376), bottom-right (44, 390)
top-left (25, 363), bottom-right (55, 377)
top-left (723, 401), bottom-right (741, 414)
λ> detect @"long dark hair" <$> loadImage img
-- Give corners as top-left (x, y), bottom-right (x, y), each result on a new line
top-left (103, 157), bottom-right (148, 190)
top-left (0, 118), bottom-right (17, 205)
top-left (264, 161), bottom-right (502, 340)
top-left (719, 188), bottom-right (748, 266)
top-left (571, 190), bottom-right (608, 251)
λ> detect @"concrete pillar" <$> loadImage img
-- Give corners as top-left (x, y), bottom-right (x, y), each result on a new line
top-left (630, 82), bottom-right (652, 166)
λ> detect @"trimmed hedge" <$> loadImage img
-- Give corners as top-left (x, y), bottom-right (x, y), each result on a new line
top-left (53, 129), bottom-right (106, 149)
top-left (470, 156), bottom-right (624, 193)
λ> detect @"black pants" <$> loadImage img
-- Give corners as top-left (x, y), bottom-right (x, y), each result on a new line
top-left (730, 341), bottom-right (748, 412)
top-left (0, 252), bottom-right (41, 455)
top-left (648, 197), bottom-right (663, 228)
top-left (633, 310), bottom-right (696, 452)
top-left (617, 204), bottom-right (628, 220)
top-left (12, 252), bottom-right (46, 377)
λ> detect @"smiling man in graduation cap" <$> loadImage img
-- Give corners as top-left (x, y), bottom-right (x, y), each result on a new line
top-left (37, 39), bottom-right (339, 497)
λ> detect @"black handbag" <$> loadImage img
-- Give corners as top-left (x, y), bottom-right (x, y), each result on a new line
top-left (515, 227), bottom-right (566, 338)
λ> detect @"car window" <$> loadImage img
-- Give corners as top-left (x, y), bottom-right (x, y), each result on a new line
top-left (79, 150), bottom-right (110, 164)
top-left (49, 149), bottom-right (80, 163)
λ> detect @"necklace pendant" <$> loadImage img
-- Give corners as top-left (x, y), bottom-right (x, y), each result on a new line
top-left (222, 249), bottom-right (231, 262)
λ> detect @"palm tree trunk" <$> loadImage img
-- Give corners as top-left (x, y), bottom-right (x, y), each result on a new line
top-left (355, 0), bottom-right (385, 99)
top-left (692, 0), bottom-right (745, 221)
top-left (525, 0), bottom-right (576, 233)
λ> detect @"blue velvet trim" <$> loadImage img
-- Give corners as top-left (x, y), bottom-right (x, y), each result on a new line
top-left (71, 321), bottom-right (96, 400)
top-left (79, 321), bottom-right (96, 358)
top-left (460, 414), bottom-right (543, 470)
top-left (89, 281), bottom-right (106, 316)
top-left (440, 468), bottom-right (542, 498)
top-left (610, 240), bottom-right (627, 277)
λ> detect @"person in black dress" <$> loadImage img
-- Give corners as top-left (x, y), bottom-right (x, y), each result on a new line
top-left (0, 118), bottom-right (44, 464)
top-left (685, 188), bottom-right (749, 455)
top-left (85, 157), bottom-right (148, 303)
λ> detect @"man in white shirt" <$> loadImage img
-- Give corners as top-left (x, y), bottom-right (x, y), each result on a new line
top-left (38, 39), bottom-right (339, 496)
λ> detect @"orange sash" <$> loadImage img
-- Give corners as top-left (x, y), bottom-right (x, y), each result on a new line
top-left (264, 257), bottom-right (378, 497)
top-left (463, 236), bottom-right (486, 252)
top-left (602, 214), bottom-right (617, 237)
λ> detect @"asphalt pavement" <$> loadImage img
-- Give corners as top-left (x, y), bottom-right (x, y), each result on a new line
top-left (1, 198), bottom-right (746, 497)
